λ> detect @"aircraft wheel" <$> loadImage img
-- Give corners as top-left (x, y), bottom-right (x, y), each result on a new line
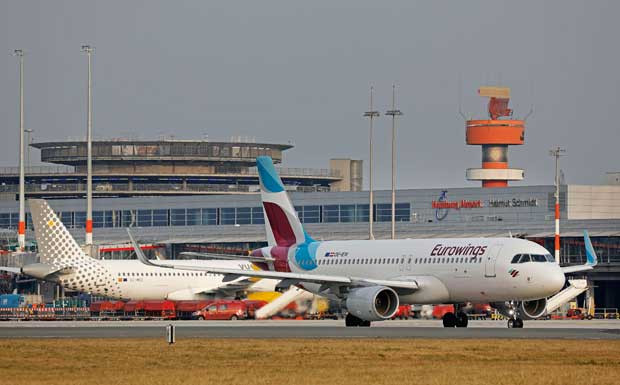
top-left (456, 312), bottom-right (469, 328)
top-left (515, 318), bottom-right (524, 328)
top-left (345, 313), bottom-right (360, 327)
top-left (507, 319), bottom-right (515, 328)
top-left (442, 312), bottom-right (457, 327)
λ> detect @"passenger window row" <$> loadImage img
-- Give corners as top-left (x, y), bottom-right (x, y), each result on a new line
top-left (117, 271), bottom-right (220, 277)
top-left (317, 256), bottom-right (482, 266)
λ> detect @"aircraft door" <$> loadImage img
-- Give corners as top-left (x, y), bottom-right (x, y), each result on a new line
top-left (484, 244), bottom-right (502, 278)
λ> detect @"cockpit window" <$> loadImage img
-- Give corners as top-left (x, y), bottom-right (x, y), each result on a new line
top-left (531, 254), bottom-right (547, 262)
top-left (511, 255), bottom-right (521, 264)
top-left (544, 254), bottom-right (555, 262)
top-left (518, 254), bottom-right (531, 263)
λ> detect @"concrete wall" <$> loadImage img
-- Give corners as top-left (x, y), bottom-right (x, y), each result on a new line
top-left (567, 185), bottom-right (620, 220)
top-left (329, 159), bottom-right (363, 192)
top-left (607, 172), bottom-right (620, 185)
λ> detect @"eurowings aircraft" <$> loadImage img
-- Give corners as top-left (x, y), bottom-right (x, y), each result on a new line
top-left (0, 199), bottom-right (276, 301)
top-left (135, 156), bottom-right (598, 328)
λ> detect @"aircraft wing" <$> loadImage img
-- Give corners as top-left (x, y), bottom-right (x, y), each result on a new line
top-left (179, 251), bottom-right (275, 263)
top-left (128, 229), bottom-right (418, 291)
top-left (128, 230), bottom-right (418, 291)
top-left (189, 279), bottom-right (256, 296)
top-left (0, 266), bottom-right (22, 274)
top-left (561, 230), bottom-right (598, 274)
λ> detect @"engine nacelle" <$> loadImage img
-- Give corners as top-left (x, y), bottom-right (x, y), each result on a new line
top-left (492, 298), bottom-right (548, 320)
top-left (346, 286), bottom-right (399, 321)
top-left (519, 298), bottom-right (548, 319)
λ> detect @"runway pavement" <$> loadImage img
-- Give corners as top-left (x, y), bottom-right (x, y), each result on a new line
top-left (1, 319), bottom-right (620, 339)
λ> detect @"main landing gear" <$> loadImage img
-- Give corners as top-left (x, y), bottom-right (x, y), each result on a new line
top-left (442, 311), bottom-right (468, 328)
top-left (345, 313), bottom-right (371, 327)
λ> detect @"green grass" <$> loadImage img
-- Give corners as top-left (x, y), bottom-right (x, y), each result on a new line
top-left (0, 339), bottom-right (619, 385)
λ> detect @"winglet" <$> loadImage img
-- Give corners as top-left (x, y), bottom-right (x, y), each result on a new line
top-left (127, 229), bottom-right (165, 268)
top-left (584, 230), bottom-right (598, 266)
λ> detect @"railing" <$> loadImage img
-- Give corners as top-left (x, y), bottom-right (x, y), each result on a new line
top-left (0, 165), bottom-right (341, 178)
top-left (0, 182), bottom-right (330, 194)
top-left (223, 166), bottom-right (341, 178)
top-left (0, 166), bottom-right (75, 175)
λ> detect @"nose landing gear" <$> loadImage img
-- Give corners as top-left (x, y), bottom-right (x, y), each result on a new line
top-left (506, 301), bottom-right (524, 328)
top-left (507, 318), bottom-right (523, 328)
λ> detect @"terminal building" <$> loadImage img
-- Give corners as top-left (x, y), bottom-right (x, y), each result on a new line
top-left (1, 183), bottom-right (619, 308)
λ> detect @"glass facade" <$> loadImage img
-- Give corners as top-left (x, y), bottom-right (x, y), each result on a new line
top-left (0, 203), bottom-right (411, 230)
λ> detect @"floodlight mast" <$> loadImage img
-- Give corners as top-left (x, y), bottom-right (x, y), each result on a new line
top-left (549, 146), bottom-right (566, 264)
top-left (363, 86), bottom-right (379, 240)
top-left (385, 84), bottom-right (403, 240)
top-left (13, 49), bottom-right (25, 251)
top-left (81, 45), bottom-right (94, 247)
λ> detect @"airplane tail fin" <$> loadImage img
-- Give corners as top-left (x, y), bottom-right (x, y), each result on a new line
top-left (256, 156), bottom-right (313, 247)
top-left (583, 230), bottom-right (598, 267)
top-left (29, 199), bottom-right (94, 268)
top-left (561, 230), bottom-right (598, 274)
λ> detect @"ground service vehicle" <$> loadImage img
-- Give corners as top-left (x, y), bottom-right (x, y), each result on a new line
top-left (193, 300), bottom-right (247, 320)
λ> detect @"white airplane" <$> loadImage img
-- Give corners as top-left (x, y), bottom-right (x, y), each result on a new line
top-left (0, 199), bottom-right (277, 301)
top-left (136, 156), bottom-right (598, 328)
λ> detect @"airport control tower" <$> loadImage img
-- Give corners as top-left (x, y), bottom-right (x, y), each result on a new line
top-left (465, 86), bottom-right (525, 187)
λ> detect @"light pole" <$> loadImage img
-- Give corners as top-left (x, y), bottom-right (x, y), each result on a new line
top-left (549, 146), bottom-right (566, 264)
top-left (363, 86), bottom-right (379, 240)
top-left (25, 128), bottom-right (33, 170)
top-left (81, 45), bottom-right (94, 247)
top-left (385, 85), bottom-right (403, 240)
top-left (13, 49), bottom-right (26, 251)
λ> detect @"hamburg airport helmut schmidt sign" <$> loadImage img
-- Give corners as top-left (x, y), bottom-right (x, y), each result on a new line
top-left (432, 190), bottom-right (538, 221)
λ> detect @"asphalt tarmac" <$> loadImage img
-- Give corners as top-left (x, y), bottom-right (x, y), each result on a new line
top-left (1, 319), bottom-right (620, 339)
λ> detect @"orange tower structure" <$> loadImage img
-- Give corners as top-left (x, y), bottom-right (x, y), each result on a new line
top-left (466, 86), bottom-right (525, 187)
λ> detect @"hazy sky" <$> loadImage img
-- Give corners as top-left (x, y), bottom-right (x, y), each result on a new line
top-left (2, 1), bottom-right (619, 189)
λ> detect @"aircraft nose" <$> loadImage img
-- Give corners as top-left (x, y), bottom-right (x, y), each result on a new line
top-left (548, 268), bottom-right (566, 294)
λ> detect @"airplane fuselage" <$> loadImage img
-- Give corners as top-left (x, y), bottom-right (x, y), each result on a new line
top-left (55, 259), bottom-right (274, 301)
top-left (279, 237), bottom-right (565, 304)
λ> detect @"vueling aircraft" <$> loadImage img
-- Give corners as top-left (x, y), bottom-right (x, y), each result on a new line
top-left (0, 199), bottom-right (276, 300)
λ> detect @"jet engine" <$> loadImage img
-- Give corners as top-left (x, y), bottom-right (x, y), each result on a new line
top-left (492, 298), bottom-right (548, 320)
top-left (346, 286), bottom-right (399, 321)
top-left (519, 298), bottom-right (548, 319)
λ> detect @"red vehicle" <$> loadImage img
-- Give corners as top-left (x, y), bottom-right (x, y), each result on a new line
top-left (143, 300), bottom-right (176, 319)
top-left (242, 300), bottom-right (268, 319)
top-left (391, 305), bottom-right (412, 320)
top-left (175, 300), bottom-right (212, 320)
top-left (432, 304), bottom-right (455, 319)
top-left (193, 300), bottom-right (247, 320)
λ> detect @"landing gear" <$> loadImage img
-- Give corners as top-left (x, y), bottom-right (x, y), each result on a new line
top-left (505, 301), bottom-right (524, 328)
top-left (443, 309), bottom-right (469, 328)
top-left (442, 312), bottom-right (456, 327)
top-left (345, 313), bottom-right (371, 327)
top-left (507, 318), bottom-right (524, 328)
top-left (456, 312), bottom-right (469, 328)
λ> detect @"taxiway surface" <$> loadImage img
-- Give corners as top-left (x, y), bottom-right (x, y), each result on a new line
top-left (1, 319), bottom-right (619, 339)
